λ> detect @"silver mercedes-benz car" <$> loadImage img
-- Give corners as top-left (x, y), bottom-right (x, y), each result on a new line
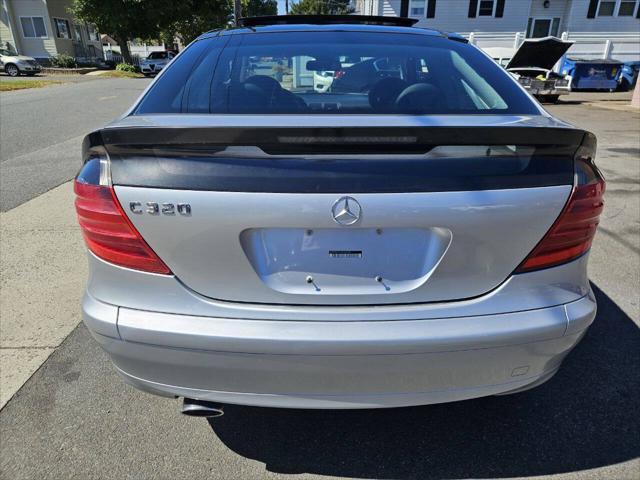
top-left (76, 15), bottom-right (604, 417)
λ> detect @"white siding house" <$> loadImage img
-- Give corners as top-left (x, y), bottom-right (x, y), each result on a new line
top-left (0, 0), bottom-right (103, 64)
top-left (563, 0), bottom-right (640, 59)
top-left (355, 0), bottom-right (640, 61)
top-left (2, 0), bottom-right (57, 59)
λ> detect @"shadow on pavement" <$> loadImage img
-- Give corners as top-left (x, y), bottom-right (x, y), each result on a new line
top-left (209, 283), bottom-right (640, 479)
top-left (556, 99), bottom-right (585, 105)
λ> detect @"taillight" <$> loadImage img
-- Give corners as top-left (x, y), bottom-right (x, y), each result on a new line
top-left (74, 148), bottom-right (171, 275)
top-left (334, 70), bottom-right (345, 79)
top-left (516, 133), bottom-right (605, 273)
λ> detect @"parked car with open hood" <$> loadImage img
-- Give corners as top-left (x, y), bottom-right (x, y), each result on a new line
top-left (0, 47), bottom-right (41, 77)
top-left (75, 15), bottom-right (604, 417)
top-left (485, 37), bottom-right (573, 103)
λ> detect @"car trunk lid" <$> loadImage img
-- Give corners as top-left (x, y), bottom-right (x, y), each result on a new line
top-left (100, 115), bottom-right (582, 306)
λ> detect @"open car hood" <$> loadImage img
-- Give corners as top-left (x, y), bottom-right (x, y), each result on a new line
top-left (506, 37), bottom-right (573, 70)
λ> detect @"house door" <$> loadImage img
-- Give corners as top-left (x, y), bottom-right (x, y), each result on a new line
top-left (527, 17), bottom-right (561, 38)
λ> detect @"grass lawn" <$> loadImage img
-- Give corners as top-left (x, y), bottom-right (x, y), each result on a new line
top-left (98, 70), bottom-right (145, 78)
top-left (0, 79), bottom-right (60, 92)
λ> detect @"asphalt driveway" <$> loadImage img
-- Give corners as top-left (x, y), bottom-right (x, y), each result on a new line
top-left (0, 283), bottom-right (638, 480)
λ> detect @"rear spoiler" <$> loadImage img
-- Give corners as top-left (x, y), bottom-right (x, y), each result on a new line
top-left (98, 125), bottom-right (587, 155)
top-left (84, 124), bottom-right (591, 194)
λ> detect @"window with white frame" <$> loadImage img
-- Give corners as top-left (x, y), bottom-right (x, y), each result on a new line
top-left (618, 0), bottom-right (638, 15)
top-left (478, 0), bottom-right (495, 16)
top-left (598, 0), bottom-right (639, 16)
top-left (410, 0), bottom-right (426, 16)
top-left (20, 16), bottom-right (47, 38)
top-left (53, 18), bottom-right (71, 39)
top-left (598, 0), bottom-right (616, 15)
top-left (526, 17), bottom-right (561, 38)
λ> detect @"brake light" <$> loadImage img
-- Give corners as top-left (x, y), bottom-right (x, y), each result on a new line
top-left (516, 133), bottom-right (605, 273)
top-left (74, 153), bottom-right (171, 275)
top-left (334, 70), bottom-right (345, 79)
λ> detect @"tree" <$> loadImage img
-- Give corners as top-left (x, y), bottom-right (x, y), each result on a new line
top-left (289, 0), bottom-right (354, 15)
top-left (164, 0), bottom-right (277, 46)
top-left (71, 0), bottom-right (181, 64)
top-left (170, 0), bottom-right (229, 45)
top-left (72, 0), bottom-right (277, 63)
top-left (243, 0), bottom-right (278, 17)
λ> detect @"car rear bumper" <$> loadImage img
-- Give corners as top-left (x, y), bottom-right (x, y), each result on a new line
top-left (82, 287), bottom-right (596, 409)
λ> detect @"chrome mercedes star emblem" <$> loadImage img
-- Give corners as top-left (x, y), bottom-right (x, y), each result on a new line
top-left (331, 196), bottom-right (361, 226)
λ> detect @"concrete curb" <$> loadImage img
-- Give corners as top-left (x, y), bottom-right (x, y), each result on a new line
top-left (0, 182), bottom-right (86, 408)
top-left (41, 67), bottom-right (98, 75)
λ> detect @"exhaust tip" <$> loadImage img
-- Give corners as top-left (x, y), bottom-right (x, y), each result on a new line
top-left (181, 398), bottom-right (224, 418)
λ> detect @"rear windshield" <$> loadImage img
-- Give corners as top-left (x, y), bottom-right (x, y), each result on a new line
top-left (135, 31), bottom-right (539, 115)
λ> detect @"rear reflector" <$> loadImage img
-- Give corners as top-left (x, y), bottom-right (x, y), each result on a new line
top-left (74, 180), bottom-right (171, 275)
top-left (516, 133), bottom-right (604, 273)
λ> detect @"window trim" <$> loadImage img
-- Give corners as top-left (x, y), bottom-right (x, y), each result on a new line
top-left (52, 17), bottom-right (72, 40)
top-left (477, 0), bottom-right (496, 17)
top-left (19, 16), bottom-right (48, 39)
top-left (597, 0), bottom-right (639, 16)
top-left (409, 0), bottom-right (426, 16)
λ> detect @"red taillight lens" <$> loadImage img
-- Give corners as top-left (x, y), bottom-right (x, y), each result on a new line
top-left (74, 180), bottom-right (171, 275)
top-left (516, 133), bottom-right (605, 273)
top-left (334, 70), bottom-right (345, 79)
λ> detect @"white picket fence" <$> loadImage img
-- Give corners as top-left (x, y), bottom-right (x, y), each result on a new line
top-left (466, 31), bottom-right (640, 64)
top-left (103, 43), bottom-right (167, 66)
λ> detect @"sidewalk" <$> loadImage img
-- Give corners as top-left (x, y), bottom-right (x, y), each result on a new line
top-left (558, 91), bottom-right (637, 112)
top-left (0, 183), bottom-right (85, 408)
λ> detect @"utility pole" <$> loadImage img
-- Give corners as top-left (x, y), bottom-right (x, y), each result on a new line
top-left (285, 0), bottom-right (289, 14)
top-left (234, 0), bottom-right (242, 25)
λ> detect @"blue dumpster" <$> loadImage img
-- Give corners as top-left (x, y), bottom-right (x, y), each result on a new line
top-left (561, 58), bottom-right (623, 91)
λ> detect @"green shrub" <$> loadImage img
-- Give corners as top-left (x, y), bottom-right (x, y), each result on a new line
top-left (116, 63), bottom-right (137, 73)
top-left (50, 53), bottom-right (76, 68)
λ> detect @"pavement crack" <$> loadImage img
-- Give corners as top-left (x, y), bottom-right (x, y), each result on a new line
top-left (0, 346), bottom-right (58, 350)
top-left (597, 226), bottom-right (640, 255)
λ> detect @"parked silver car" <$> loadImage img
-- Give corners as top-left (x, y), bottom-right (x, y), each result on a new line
top-left (139, 50), bottom-right (175, 76)
top-left (0, 48), bottom-right (41, 76)
top-left (76, 15), bottom-right (604, 417)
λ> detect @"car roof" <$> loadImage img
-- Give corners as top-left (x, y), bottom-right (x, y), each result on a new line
top-left (197, 15), bottom-right (466, 42)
